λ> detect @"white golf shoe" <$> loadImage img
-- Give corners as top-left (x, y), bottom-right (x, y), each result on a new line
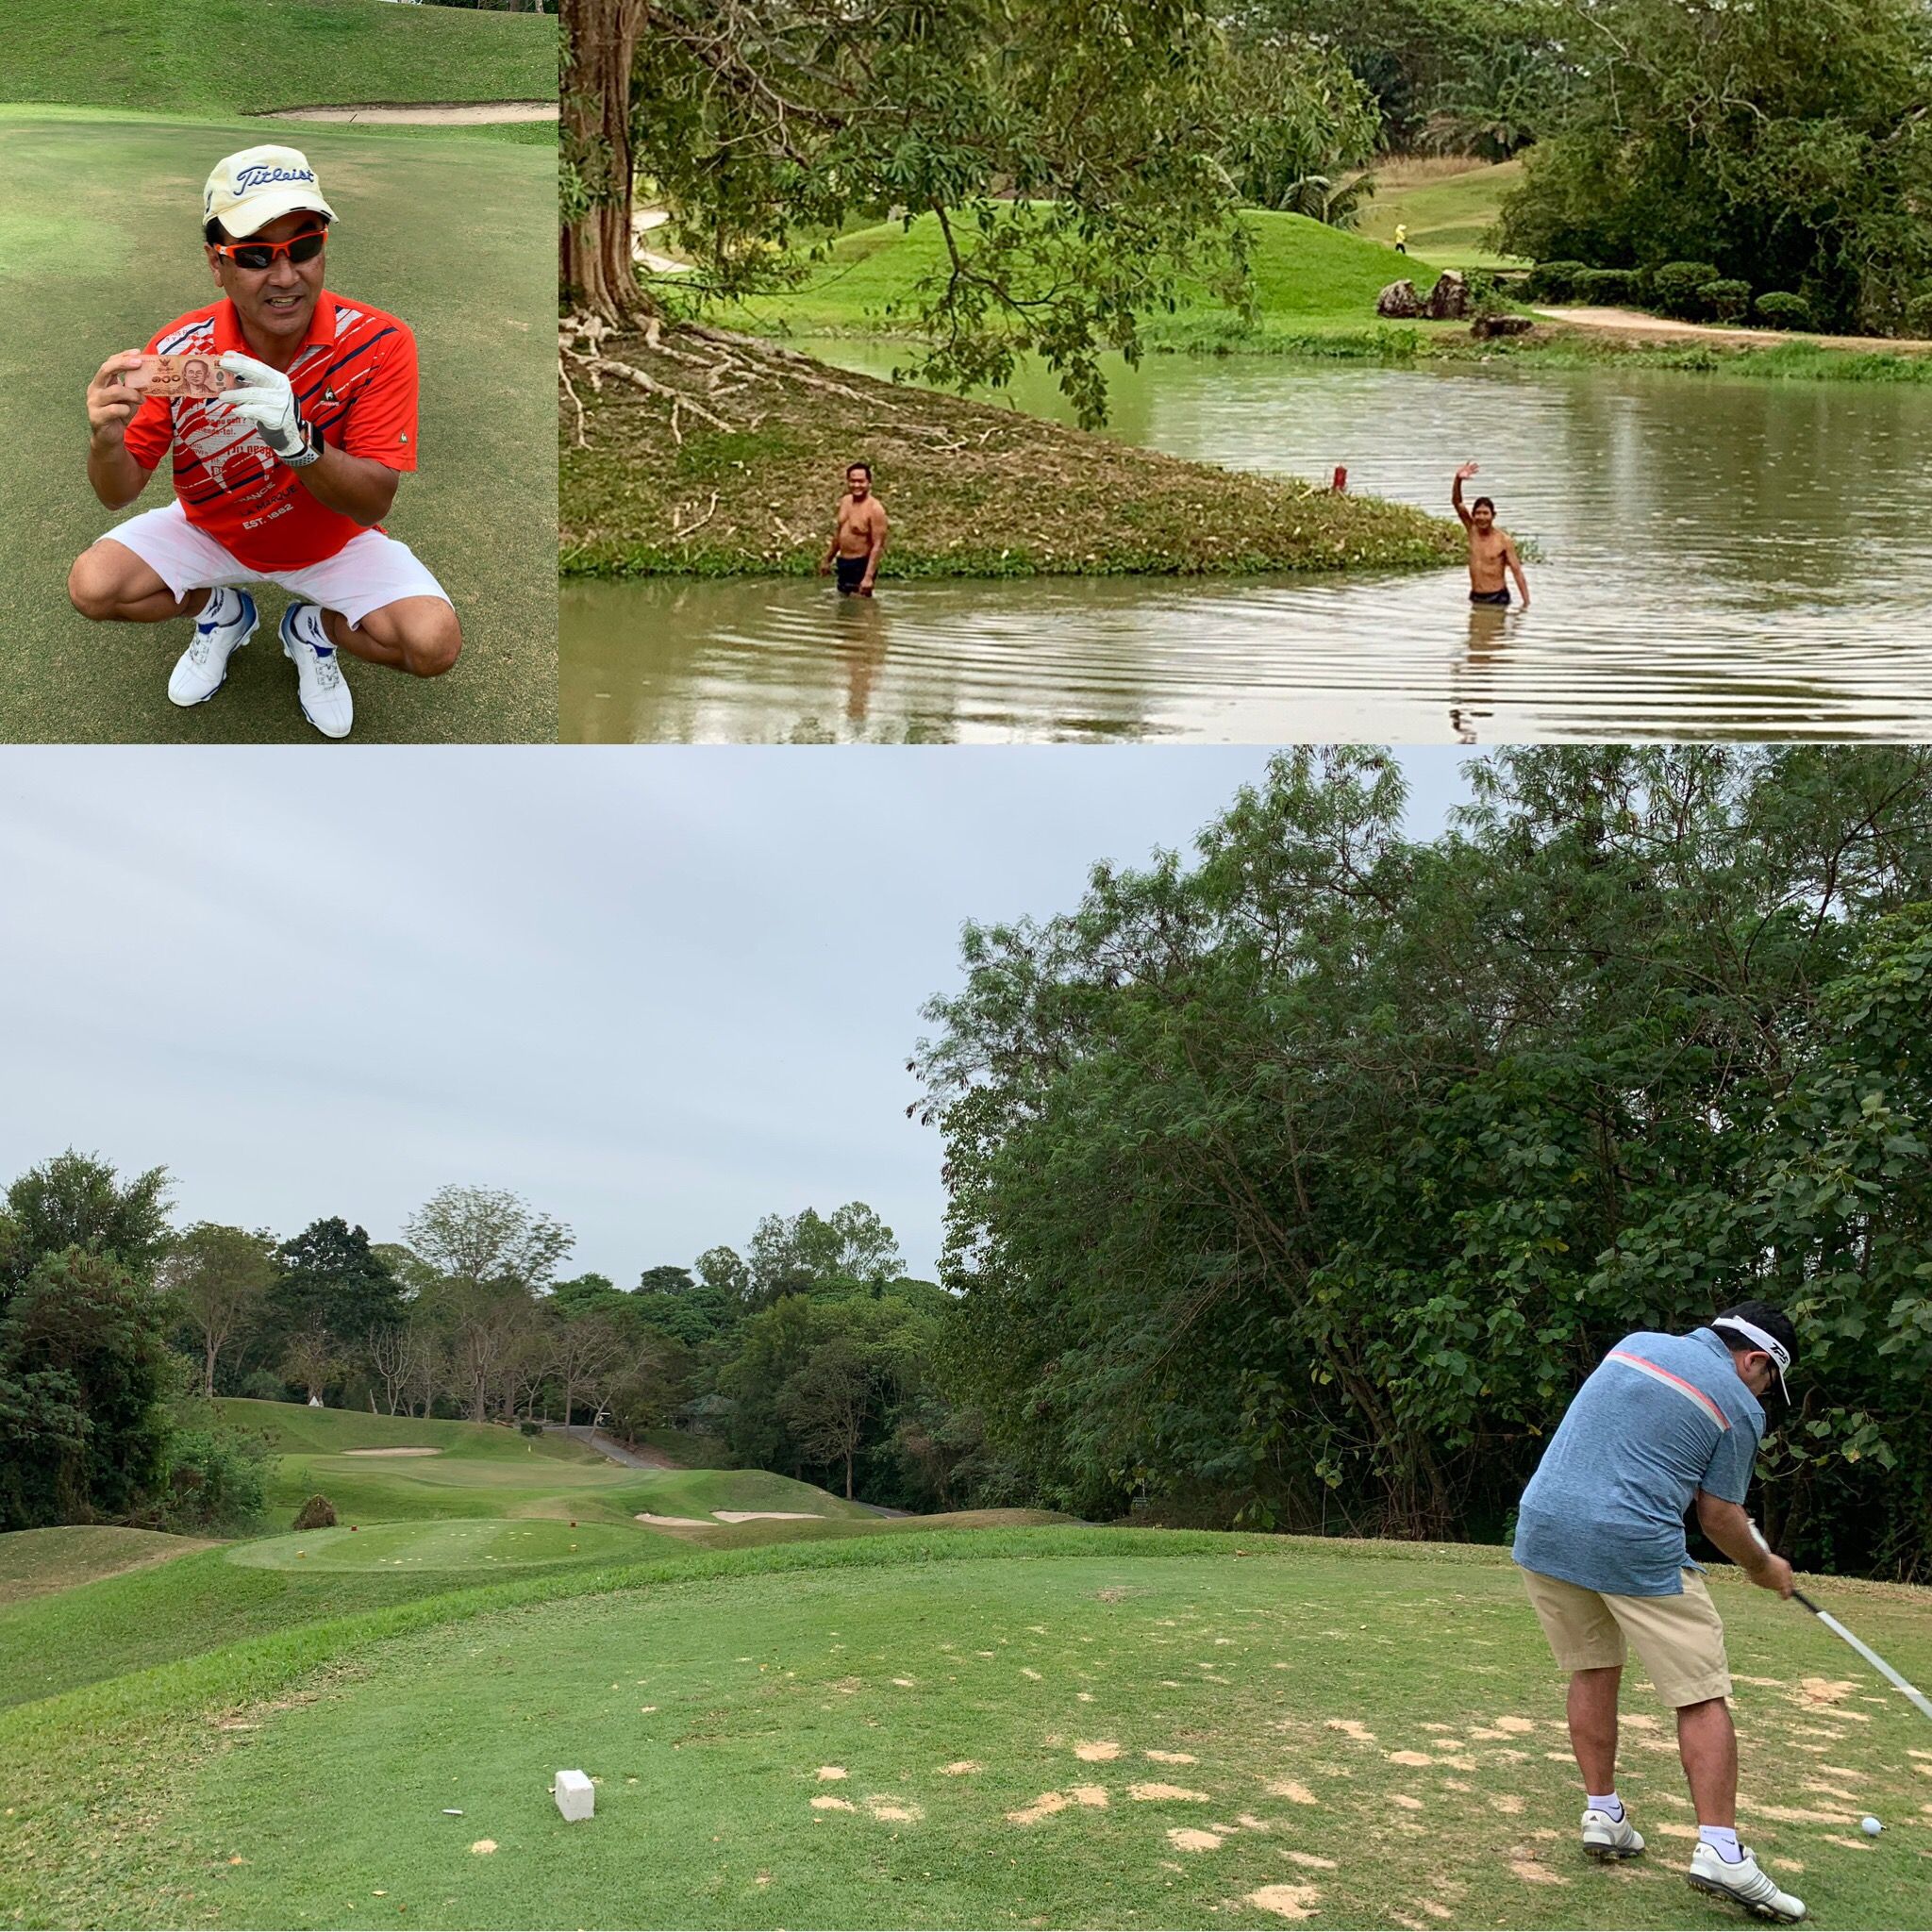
top-left (1687, 1841), bottom-right (1806, 1922)
top-left (1581, 1805), bottom-right (1644, 1860)
top-left (279, 600), bottom-right (353, 740)
top-left (168, 586), bottom-right (257, 707)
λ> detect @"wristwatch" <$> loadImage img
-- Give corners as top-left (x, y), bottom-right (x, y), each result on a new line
top-left (281, 418), bottom-right (324, 469)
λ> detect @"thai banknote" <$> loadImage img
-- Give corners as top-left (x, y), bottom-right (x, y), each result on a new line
top-left (129, 354), bottom-right (247, 399)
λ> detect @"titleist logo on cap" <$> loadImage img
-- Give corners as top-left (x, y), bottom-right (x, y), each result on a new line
top-left (233, 164), bottom-right (317, 191)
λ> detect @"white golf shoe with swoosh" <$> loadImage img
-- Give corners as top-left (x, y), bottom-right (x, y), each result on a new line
top-left (1687, 1841), bottom-right (1806, 1922)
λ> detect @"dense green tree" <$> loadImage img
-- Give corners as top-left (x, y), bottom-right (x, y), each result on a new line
top-left (271, 1219), bottom-right (404, 1345)
top-left (1, 1150), bottom-right (171, 1300)
top-left (918, 746), bottom-right (1932, 1574)
top-left (0, 1247), bottom-right (174, 1530)
top-left (569, 0), bottom-right (1273, 424)
top-left (402, 1186), bottom-right (573, 1292)
top-left (1498, 0), bottom-right (1932, 333)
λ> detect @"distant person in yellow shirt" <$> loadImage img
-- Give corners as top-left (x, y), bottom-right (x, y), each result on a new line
top-left (1394, 223), bottom-right (1408, 255)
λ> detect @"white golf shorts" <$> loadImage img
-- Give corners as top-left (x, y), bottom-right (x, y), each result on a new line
top-left (101, 500), bottom-right (451, 630)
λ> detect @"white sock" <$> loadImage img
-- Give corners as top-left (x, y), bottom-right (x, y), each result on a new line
top-left (1586, 1790), bottom-right (1624, 1821)
top-left (1699, 1824), bottom-right (1743, 1863)
top-left (199, 586), bottom-right (236, 625)
top-left (292, 604), bottom-right (332, 654)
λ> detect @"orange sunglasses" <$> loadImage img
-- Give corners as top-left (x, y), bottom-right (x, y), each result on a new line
top-left (211, 226), bottom-right (328, 272)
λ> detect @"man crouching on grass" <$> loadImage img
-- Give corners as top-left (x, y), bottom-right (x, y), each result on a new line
top-left (1513, 1302), bottom-right (1806, 1923)
top-left (69, 146), bottom-right (459, 739)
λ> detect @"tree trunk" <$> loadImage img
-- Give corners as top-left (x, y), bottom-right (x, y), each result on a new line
top-left (845, 1446), bottom-right (854, 1501)
top-left (560, 0), bottom-right (653, 321)
top-left (204, 1337), bottom-right (218, 1400)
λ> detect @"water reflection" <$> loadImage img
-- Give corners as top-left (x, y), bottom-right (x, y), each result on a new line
top-left (560, 354), bottom-right (1932, 743)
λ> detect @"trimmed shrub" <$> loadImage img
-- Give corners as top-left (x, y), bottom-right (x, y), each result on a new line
top-left (519, 1420), bottom-right (543, 1437)
top-left (1754, 291), bottom-right (1811, 330)
top-left (1701, 278), bottom-right (1753, 324)
top-left (291, 1493), bottom-right (337, 1531)
top-left (1574, 267), bottom-right (1637, 305)
top-left (1652, 260), bottom-right (1721, 318)
top-left (1525, 259), bottom-right (1590, 302)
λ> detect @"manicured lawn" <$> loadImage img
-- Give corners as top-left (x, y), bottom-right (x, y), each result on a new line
top-left (0, 107), bottom-right (555, 741)
top-left (6, 1530), bottom-right (1928, 1928)
top-left (0, 0), bottom-right (554, 122)
top-left (705, 209), bottom-right (1473, 350)
top-left (0, 1525), bottom-right (215, 1606)
top-left (1358, 158), bottom-right (1525, 268)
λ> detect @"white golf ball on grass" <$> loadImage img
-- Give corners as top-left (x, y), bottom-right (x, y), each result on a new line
top-left (1860, 1815), bottom-right (1882, 1837)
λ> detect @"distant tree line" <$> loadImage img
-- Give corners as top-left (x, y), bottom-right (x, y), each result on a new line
top-left (0, 1165), bottom-right (1006, 1534)
top-left (918, 745), bottom-right (1932, 1583)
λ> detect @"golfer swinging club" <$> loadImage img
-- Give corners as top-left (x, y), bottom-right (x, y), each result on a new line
top-left (70, 145), bottom-right (460, 738)
top-left (1514, 1303), bottom-right (1806, 1922)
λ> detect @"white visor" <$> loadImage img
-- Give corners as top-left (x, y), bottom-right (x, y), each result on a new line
top-left (1712, 1317), bottom-right (1790, 1403)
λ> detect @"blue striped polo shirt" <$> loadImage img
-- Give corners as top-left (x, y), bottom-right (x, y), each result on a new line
top-left (1512, 1326), bottom-right (1765, 1597)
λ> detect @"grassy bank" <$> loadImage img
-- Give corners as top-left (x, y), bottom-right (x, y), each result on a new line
top-left (0, 0), bottom-right (555, 130)
top-left (559, 323), bottom-right (1464, 580)
top-left (693, 208), bottom-right (1932, 383)
top-left (1357, 157), bottom-right (1524, 268)
top-left (7, 1525), bottom-right (1929, 1929)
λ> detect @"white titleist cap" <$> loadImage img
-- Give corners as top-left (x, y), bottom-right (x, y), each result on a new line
top-left (1711, 1316), bottom-right (1791, 1403)
top-left (204, 145), bottom-right (335, 239)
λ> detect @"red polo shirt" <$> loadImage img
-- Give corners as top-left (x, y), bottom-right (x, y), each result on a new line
top-left (123, 291), bottom-right (419, 573)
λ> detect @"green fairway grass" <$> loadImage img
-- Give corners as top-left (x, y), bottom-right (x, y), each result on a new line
top-left (0, 0), bottom-right (555, 128)
top-left (5, 1529), bottom-right (1927, 1929)
top-left (1359, 159), bottom-right (1524, 268)
top-left (707, 209), bottom-right (1471, 350)
top-left (0, 1525), bottom-right (215, 1605)
top-left (0, 106), bottom-right (554, 742)
top-left (228, 1518), bottom-right (664, 1573)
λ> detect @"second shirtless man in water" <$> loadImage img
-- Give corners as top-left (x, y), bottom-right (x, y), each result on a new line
top-left (819, 460), bottom-right (888, 596)
top-left (1453, 460), bottom-right (1530, 608)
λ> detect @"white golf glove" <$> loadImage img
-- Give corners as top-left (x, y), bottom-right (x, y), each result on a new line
top-left (217, 350), bottom-right (321, 467)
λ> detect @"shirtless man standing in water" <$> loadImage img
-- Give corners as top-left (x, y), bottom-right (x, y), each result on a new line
top-left (819, 460), bottom-right (888, 595)
top-left (1453, 460), bottom-right (1530, 608)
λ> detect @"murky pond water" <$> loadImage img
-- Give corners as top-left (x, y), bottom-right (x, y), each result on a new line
top-left (560, 351), bottom-right (1932, 742)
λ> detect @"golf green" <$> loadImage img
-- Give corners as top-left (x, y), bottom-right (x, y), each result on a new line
top-left (0, 106), bottom-right (555, 741)
top-left (21, 1536), bottom-right (1930, 1928)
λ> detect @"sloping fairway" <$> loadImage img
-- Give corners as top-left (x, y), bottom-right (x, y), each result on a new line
top-left (6, 1532), bottom-right (1927, 1929)
top-left (228, 1519), bottom-right (657, 1573)
top-left (0, 0), bottom-right (555, 125)
top-left (1359, 159), bottom-right (1524, 268)
top-left (0, 106), bottom-right (554, 743)
top-left (711, 209), bottom-right (1457, 344)
top-left (0, 1526), bottom-right (215, 1605)
top-left (214, 1398), bottom-right (871, 1529)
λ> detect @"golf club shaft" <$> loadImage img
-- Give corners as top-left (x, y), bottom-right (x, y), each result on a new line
top-left (1751, 1524), bottom-right (1932, 1724)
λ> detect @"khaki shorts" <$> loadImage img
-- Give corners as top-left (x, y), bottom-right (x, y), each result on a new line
top-left (1520, 1564), bottom-right (1732, 1707)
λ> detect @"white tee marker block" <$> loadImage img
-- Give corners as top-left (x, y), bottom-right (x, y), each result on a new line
top-left (554, 1769), bottom-right (595, 1822)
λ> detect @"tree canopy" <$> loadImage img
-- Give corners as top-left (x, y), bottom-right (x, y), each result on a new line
top-left (917, 746), bottom-right (1932, 1579)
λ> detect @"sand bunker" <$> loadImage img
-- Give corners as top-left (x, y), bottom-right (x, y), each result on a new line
top-left (712, 1510), bottom-right (824, 1523)
top-left (342, 1447), bottom-right (441, 1457)
top-left (635, 1512), bottom-right (710, 1527)
top-left (1247, 1883), bottom-right (1322, 1920)
top-left (258, 101), bottom-right (558, 125)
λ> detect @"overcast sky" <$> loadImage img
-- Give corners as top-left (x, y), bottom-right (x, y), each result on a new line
top-left (1, 748), bottom-right (1474, 1283)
